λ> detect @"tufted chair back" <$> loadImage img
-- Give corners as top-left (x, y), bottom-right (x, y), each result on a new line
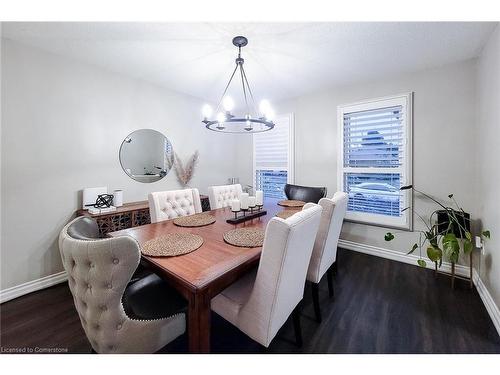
top-left (148, 188), bottom-right (202, 223)
top-left (59, 217), bottom-right (185, 353)
top-left (207, 184), bottom-right (243, 209)
top-left (239, 204), bottom-right (323, 346)
top-left (305, 192), bottom-right (348, 283)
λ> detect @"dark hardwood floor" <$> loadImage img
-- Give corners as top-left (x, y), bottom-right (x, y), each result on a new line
top-left (1, 248), bottom-right (499, 354)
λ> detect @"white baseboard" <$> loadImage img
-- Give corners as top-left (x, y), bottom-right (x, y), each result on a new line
top-left (472, 269), bottom-right (500, 336)
top-left (339, 239), bottom-right (500, 337)
top-left (338, 239), bottom-right (470, 277)
top-left (0, 271), bottom-right (68, 304)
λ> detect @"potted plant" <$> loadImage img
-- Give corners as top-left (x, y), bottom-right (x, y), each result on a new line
top-left (384, 185), bottom-right (490, 288)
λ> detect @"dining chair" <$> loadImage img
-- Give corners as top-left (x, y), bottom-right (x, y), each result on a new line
top-left (59, 216), bottom-right (187, 353)
top-left (303, 192), bottom-right (348, 322)
top-left (207, 183), bottom-right (243, 209)
top-left (211, 204), bottom-right (323, 348)
top-left (284, 183), bottom-right (327, 204)
top-left (148, 188), bottom-right (202, 223)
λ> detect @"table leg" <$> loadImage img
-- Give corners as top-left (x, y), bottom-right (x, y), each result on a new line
top-left (188, 291), bottom-right (211, 353)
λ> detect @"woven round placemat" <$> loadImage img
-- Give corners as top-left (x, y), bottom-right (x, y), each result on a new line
top-left (173, 213), bottom-right (216, 227)
top-left (223, 228), bottom-right (265, 248)
top-left (275, 210), bottom-right (300, 219)
top-left (141, 233), bottom-right (203, 257)
top-left (277, 199), bottom-right (306, 207)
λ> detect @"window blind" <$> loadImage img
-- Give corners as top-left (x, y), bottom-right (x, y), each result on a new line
top-left (253, 115), bottom-right (293, 199)
top-left (343, 106), bottom-right (403, 168)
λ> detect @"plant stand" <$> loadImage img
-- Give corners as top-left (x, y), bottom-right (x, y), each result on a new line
top-left (434, 251), bottom-right (473, 290)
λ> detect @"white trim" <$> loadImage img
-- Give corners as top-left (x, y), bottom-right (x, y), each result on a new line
top-left (0, 271), bottom-right (68, 304)
top-left (473, 269), bottom-right (500, 336)
top-left (338, 239), bottom-right (469, 276)
top-left (340, 239), bottom-right (500, 337)
top-left (337, 93), bottom-right (413, 230)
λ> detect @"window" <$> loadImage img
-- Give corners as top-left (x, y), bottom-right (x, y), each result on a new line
top-left (253, 113), bottom-right (294, 199)
top-left (338, 93), bottom-right (413, 229)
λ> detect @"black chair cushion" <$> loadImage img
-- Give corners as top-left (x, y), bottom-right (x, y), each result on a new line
top-left (67, 217), bottom-right (100, 240)
top-left (122, 274), bottom-right (187, 320)
top-left (284, 184), bottom-right (327, 204)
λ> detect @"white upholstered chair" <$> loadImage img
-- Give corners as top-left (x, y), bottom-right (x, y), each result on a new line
top-left (148, 188), bottom-right (202, 223)
top-left (211, 204), bottom-right (323, 348)
top-left (207, 183), bottom-right (243, 209)
top-left (304, 192), bottom-right (348, 322)
top-left (59, 217), bottom-right (186, 353)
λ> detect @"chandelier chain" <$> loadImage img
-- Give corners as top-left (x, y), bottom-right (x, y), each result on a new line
top-left (214, 63), bottom-right (239, 115)
top-left (239, 65), bottom-right (250, 115)
top-left (240, 64), bottom-right (258, 115)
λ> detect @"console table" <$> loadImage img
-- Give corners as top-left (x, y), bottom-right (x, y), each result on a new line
top-left (76, 195), bottom-right (211, 237)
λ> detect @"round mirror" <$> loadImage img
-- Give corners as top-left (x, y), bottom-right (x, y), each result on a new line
top-left (119, 129), bottom-right (173, 183)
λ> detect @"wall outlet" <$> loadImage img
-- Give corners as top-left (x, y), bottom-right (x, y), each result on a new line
top-left (475, 235), bottom-right (482, 248)
top-left (475, 236), bottom-right (485, 255)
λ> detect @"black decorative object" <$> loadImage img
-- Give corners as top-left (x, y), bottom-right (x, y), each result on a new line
top-left (93, 194), bottom-right (114, 208)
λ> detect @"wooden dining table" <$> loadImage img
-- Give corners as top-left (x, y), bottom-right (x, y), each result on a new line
top-left (107, 198), bottom-right (298, 353)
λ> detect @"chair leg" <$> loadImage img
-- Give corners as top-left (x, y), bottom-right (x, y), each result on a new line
top-left (311, 283), bottom-right (322, 323)
top-left (292, 302), bottom-right (303, 347)
top-left (327, 267), bottom-right (335, 299)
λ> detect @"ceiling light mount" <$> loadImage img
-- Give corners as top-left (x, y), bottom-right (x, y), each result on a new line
top-left (201, 36), bottom-right (275, 134)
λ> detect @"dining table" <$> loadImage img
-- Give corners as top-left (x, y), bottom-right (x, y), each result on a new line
top-left (107, 198), bottom-right (299, 353)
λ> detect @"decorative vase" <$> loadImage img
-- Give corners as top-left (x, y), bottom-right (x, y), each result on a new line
top-left (113, 189), bottom-right (123, 207)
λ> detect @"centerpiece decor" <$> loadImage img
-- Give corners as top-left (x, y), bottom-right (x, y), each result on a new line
top-left (201, 36), bottom-right (275, 134)
top-left (226, 190), bottom-right (266, 224)
top-left (384, 185), bottom-right (490, 289)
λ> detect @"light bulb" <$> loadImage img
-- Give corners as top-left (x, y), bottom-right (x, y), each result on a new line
top-left (259, 99), bottom-right (271, 115)
top-left (265, 108), bottom-right (275, 121)
top-left (216, 112), bottom-right (226, 123)
top-left (222, 96), bottom-right (234, 112)
top-left (202, 104), bottom-right (213, 119)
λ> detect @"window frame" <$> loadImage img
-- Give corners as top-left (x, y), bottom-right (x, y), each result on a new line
top-left (337, 93), bottom-right (413, 230)
top-left (253, 112), bottom-right (295, 197)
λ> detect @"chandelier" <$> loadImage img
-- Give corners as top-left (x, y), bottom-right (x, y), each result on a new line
top-left (201, 36), bottom-right (275, 133)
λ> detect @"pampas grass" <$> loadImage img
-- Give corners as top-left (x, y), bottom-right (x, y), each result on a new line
top-left (173, 151), bottom-right (199, 187)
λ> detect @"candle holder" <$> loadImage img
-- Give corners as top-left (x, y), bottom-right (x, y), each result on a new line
top-left (226, 206), bottom-right (267, 224)
top-left (231, 208), bottom-right (240, 220)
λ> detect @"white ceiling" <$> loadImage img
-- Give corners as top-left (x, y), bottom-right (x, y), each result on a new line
top-left (2, 22), bottom-right (497, 103)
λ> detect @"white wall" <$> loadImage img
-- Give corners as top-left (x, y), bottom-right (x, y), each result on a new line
top-left (475, 25), bottom-right (500, 312)
top-left (238, 60), bottom-right (478, 260)
top-left (0, 39), bottom-right (240, 290)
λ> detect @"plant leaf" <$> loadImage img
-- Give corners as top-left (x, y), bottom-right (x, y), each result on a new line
top-left (384, 232), bottom-right (395, 241)
top-left (400, 185), bottom-right (413, 190)
top-left (442, 233), bottom-right (460, 263)
top-left (482, 230), bottom-right (491, 239)
top-left (463, 239), bottom-right (473, 255)
top-left (417, 259), bottom-right (427, 268)
top-left (407, 243), bottom-right (419, 255)
top-left (426, 246), bottom-right (442, 262)
top-left (465, 231), bottom-right (472, 241)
